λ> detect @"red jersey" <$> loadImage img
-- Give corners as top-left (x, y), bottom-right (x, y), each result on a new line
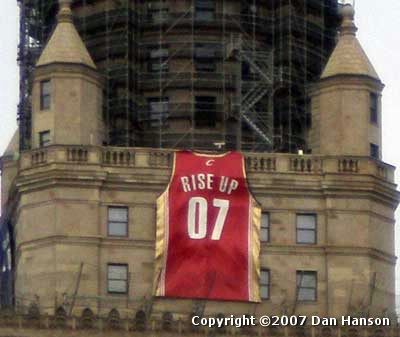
top-left (154, 151), bottom-right (261, 302)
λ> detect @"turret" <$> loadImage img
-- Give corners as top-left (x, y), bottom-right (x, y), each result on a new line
top-left (1, 131), bottom-right (19, 211)
top-left (31, 0), bottom-right (104, 148)
top-left (309, 4), bottom-right (383, 159)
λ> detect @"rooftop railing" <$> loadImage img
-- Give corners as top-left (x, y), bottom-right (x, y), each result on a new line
top-left (16, 145), bottom-right (396, 184)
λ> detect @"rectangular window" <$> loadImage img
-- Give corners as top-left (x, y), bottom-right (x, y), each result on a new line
top-left (296, 271), bottom-right (317, 301)
top-left (260, 212), bottom-right (269, 242)
top-left (260, 269), bottom-right (270, 300)
top-left (195, 44), bottom-right (217, 72)
top-left (370, 143), bottom-right (379, 159)
top-left (40, 80), bottom-right (51, 110)
top-left (370, 93), bottom-right (378, 124)
top-left (195, 0), bottom-right (215, 21)
top-left (147, 97), bottom-right (169, 127)
top-left (108, 207), bottom-right (128, 237)
top-left (195, 44), bottom-right (217, 59)
top-left (107, 264), bottom-right (128, 294)
top-left (147, 1), bottom-right (169, 23)
top-left (195, 96), bottom-right (216, 128)
top-left (242, 61), bottom-right (260, 80)
top-left (195, 61), bottom-right (216, 72)
top-left (39, 130), bottom-right (51, 147)
top-left (296, 214), bottom-right (316, 244)
top-left (149, 46), bottom-right (169, 73)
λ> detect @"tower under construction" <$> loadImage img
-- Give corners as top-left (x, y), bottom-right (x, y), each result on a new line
top-left (1, 0), bottom-right (398, 325)
top-left (18, 0), bottom-right (339, 153)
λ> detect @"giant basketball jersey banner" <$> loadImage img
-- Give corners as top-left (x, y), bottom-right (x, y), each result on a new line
top-left (154, 151), bottom-right (261, 302)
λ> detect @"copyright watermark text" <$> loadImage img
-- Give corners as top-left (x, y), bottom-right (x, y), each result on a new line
top-left (191, 315), bottom-right (391, 328)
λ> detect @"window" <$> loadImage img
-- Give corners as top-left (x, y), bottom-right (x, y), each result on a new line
top-left (260, 269), bottom-right (270, 300)
top-left (195, 44), bottom-right (216, 59)
top-left (370, 93), bottom-right (378, 124)
top-left (107, 264), bottom-right (128, 294)
top-left (147, 97), bottom-right (169, 127)
top-left (195, 44), bottom-right (217, 72)
top-left (195, 96), bottom-right (216, 127)
top-left (40, 80), bottom-right (51, 110)
top-left (242, 61), bottom-right (250, 79)
top-left (195, 0), bottom-right (215, 21)
top-left (260, 213), bottom-right (269, 242)
top-left (108, 207), bottom-right (128, 237)
top-left (296, 214), bottom-right (316, 244)
top-left (147, 1), bottom-right (168, 23)
top-left (296, 271), bottom-right (317, 301)
top-left (149, 46), bottom-right (169, 73)
top-left (195, 61), bottom-right (216, 72)
top-left (39, 130), bottom-right (51, 147)
top-left (370, 143), bottom-right (380, 159)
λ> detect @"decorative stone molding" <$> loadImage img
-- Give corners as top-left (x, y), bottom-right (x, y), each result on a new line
top-left (18, 145), bottom-right (396, 183)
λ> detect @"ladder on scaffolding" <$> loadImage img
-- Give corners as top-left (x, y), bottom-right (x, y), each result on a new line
top-left (226, 33), bottom-right (273, 151)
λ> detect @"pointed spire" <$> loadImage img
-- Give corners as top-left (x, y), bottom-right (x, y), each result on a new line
top-left (36, 0), bottom-right (96, 69)
top-left (340, 4), bottom-right (357, 36)
top-left (57, 0), bottom-right (73, 23)
top-left (320, 4), bottom-right (380, 81)
top-left (2, 130), bottom-right (19, 157)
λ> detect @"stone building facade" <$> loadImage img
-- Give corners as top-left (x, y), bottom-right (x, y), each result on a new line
top-left (0, 1), bottom-right (399, 336)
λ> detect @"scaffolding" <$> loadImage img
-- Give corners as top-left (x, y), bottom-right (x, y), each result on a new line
top-left (17, 0), bottom-right (339, 153)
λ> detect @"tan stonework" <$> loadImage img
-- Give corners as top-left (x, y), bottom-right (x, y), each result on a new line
top-left (31, 64), bottom-right (104, 148)
top-left (321, 5), bottom-right (379, 81)
top-left (1, 145), bottom-right (398, 320)
top-left (0, 2), bottom-right (399, 336)
top-left (308, 76), bottom-right (383, 158)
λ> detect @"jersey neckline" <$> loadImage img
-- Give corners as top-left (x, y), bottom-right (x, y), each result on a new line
top-left (190, 150), bottom-right (233, 158)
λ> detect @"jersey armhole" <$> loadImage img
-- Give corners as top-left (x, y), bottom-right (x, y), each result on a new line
top-left (156, 151), bottom-right (177, 200)
top-left (241, 153), bottom-right (262, 209)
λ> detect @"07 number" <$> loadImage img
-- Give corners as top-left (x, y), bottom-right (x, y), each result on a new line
top-left (187, 197), bottom-right (229, 240)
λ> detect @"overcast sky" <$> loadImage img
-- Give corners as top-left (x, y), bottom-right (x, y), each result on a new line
top-left (0, 0), bottom-right (400, 292)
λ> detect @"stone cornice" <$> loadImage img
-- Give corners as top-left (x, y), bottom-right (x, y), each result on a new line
top-left (16, 235), bottom-right (396, 265)
top-left (14, 167), bottom-right (399, 208)
top-left (308, 74), bottom-right (385, 96)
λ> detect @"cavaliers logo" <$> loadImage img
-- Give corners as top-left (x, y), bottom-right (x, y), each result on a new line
top-left (206, 159), bottom-right (215, 167)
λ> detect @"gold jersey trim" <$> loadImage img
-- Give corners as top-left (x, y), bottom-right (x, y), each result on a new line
top-left (154, 153), bottom-right (176, 296)
top-left (249, 197), bottom-right (261, 302)
top-left (241, 154), bottom-right (261, 302)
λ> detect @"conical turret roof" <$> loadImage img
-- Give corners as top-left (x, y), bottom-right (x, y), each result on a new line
top-left (2, 130), bottom-right (19, 157)
top-left (321, 4), bottom-right (380, 81)
top-left (36, 0), bottom-right (96, 69)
